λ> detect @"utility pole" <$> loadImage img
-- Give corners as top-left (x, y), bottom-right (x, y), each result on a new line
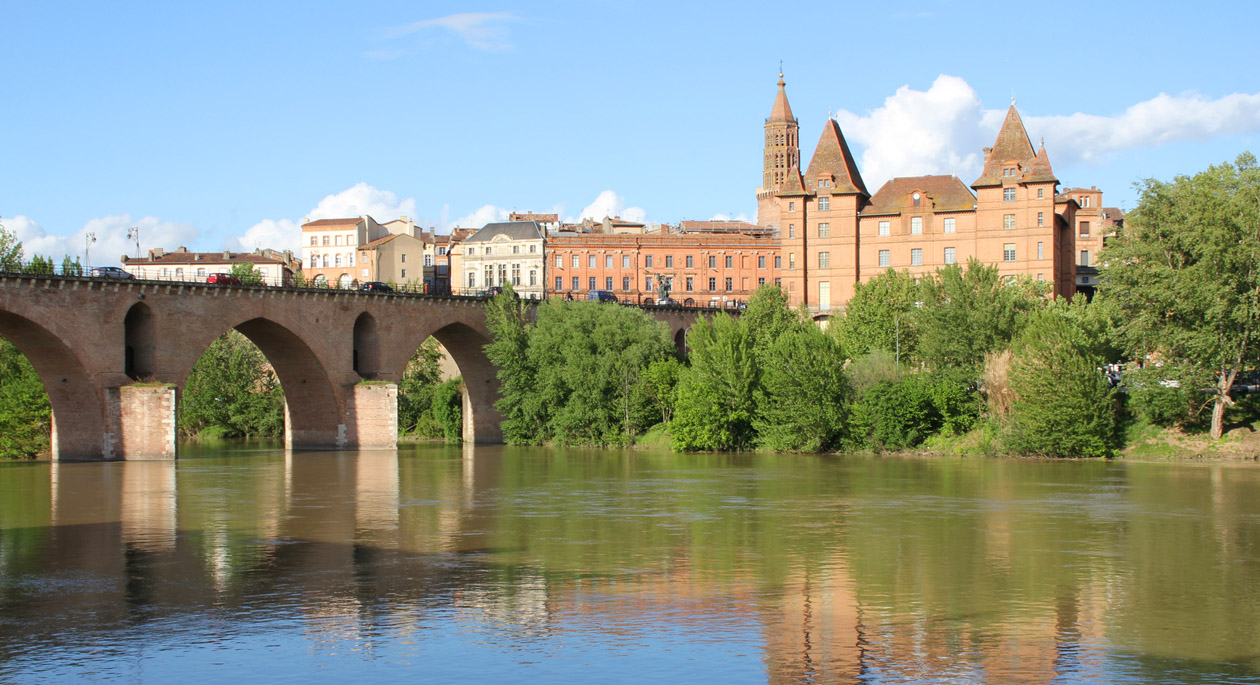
top-left (127, 227), bottom-right (140, 259)
top-left (85, 232), bottom-right (97, 267)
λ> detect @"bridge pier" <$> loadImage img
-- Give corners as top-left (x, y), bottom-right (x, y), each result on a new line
top-left (283, 383), bottom-right (398, 451)
top-left (102, 385), bottom-right (177, 460)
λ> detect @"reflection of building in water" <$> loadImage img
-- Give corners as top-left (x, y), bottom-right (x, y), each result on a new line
top-left (759, 555), bottom-right (861, 682)
top-left (356, 451), bottom-right (400, 546)
top-left (454, 570), bottom-right (553, 637)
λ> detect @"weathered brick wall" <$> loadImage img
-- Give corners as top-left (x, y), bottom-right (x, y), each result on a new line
top-left (104, 385), bottom-right (176, 460)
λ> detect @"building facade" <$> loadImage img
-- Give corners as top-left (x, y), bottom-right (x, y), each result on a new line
top-left (300, 216), bottom-right (389, 287)
top-left (122, 247), bottom-right (301, 286)
top-left (760, 76), bottom-right (1097, 314)
top-left (459, 221), bottom-right (547, 298)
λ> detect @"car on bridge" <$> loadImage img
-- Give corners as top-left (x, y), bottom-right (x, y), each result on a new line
top-left (656, 297), bottom-right (679, 308)
top-left (358, 281), bottom-right (394, 293)
top-left (588, 290), bottom-right (619, 303)
top-left (90, 266), bottom-right (133, 280)
top-left (206, 273), bottom-right (241, 285)
top-left (481, 286), bottom-right (505, 298)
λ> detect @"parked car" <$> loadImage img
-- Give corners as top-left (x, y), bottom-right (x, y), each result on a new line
top-left (90, 266), bottom-right (134, 280)
top-left (588, 290), bottom-right (619, 303)
top-left (656, 297), bottom-right (679, 307)
top-left (483, 286), bottom-right (504, 298)
top-left (206, 273), bottom-right (242, 285)
top-left (359, 281), bottom-right (394, 293)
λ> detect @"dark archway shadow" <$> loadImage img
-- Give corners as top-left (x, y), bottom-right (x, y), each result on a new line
top-left (124, 302), bottom-right (155, 379)
top-left (398, 322), bottom-right (501, 444)
top-left (353, 312), bottom-right (379, 380)
top-left (0, 311), bottom-right (105, 459)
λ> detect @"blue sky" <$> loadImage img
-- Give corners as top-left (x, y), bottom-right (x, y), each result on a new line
top-left (3, 1), bottom-right (1258, 265)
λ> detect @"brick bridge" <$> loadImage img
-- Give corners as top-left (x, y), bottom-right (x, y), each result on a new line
top-left (0, 275), bottom-right (700, 460)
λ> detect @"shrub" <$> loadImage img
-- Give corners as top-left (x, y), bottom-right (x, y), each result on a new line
top-left (848, 374), bottom-right (940, 450)
top-left (1122, 363), bottom-right (1209, 429)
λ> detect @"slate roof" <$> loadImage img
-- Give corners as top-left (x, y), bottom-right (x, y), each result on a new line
top-left (865, 175), bottom-right (977, 215)
top-left (804, 119), bottom-right (869, 196)
top-left (465, 221), bottom-right (543, 242)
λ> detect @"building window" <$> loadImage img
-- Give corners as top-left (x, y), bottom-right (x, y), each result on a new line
top-left (758, 277), bottom-right (765, 285)
top-left (646, 277), bottom-right (653, 292)
top-left (310, 236), bottom-right (317, 246)
top-left (322, 255), bottom-right (330, 267)
top-left (911, 248), bottom-right (922, 266)
top-left (819, 251), bottom-right (830, 268)
top-left (944, 247), bottom-right (956, 265)
top-left (555, 276), bottom-right (562, 290)
top-left (774, 256), bottom-right (782, 268)
top-left (1038, 242), bottom-right (1044, 260)
top-left (468, 272), bottom-right (477, 288)
top-left (589, 255), bottom-right (597, 268)
top-left (572, 276), bottom-right (579, 290)
top-left (725, 256), bottom-right (732, 268)
top-left (623, 277), bottom-right (631, 291)
top-left (605, 255), bottom-right (613, 268)
top-left (571, 255), bottom-right (579, 268)
top-left (911, 217), bottom-right (922, 235)
top-left (1037, 212), bottom-right (1044, 227)
top-left (943, 217), bottom-right (955, 233)
top-left (1038, 188), bottom-right (1044, 199)
top-left (1038, 273), bottom-right (1044, 281)
top-left (685, 277), bottom-right (693, 291)
top-left (1004, 243), bottom-right (1016, 262)
top-left (878, 220), bottom-right (890, 237)
top-left (1080, 250), bottom-right (1090, 267)
top-left (818, 222), bottom-right (830, 238)
top-left (788, 201), bottom-right (795, 211)
top-left (818, 197), bottom-right (830, 211)
top-left (878, 250), bottom-right (890, 268)
top-left (606, 276), bottom-right (613, 290)
top-left (589, 276), bottom-right (596, 290)
top-left (709, 256), bottom-right (716, 268)
top-left (512, 263), bottom-right (521, 285)
top-left (512, 245), bottom-right (520, 254)
top-left (758, 256), bottom-right (766, 268)
top-left (529, 244), bottom-right (537, 253)
top-left (322, 236), bottom-right (330, 246)
top-left (623, 255), bottom-right (630, 268)
top-left (1080, 221), bottom-right (1091, 238)
top-left (665, 255), bottom-right (673, 268)
top-left (485, 247), bottom-right (492, 255)
top-left (645, 255), bottom-right (654, 268)
top-left (335, 254), bottom-right (342, 267)
top-left (1004, 187), bottom-right (1016, 201)
top-left (1081, 195), bottom-right (1091, 208)
top-left (530, 270), bottom-right (537, 286)
top-left (555, 254), bottom-right (562, 268)
top-left (788, 253), bottom-right (796, 270)
top-left (686, 255), bottom-right (694, 268)
top-left (725, 278), bottom-right (733, 291)
top-left (788, 224), bottom-right (795, 238)
top-left (1004, 214), bottom-right (1016, 229)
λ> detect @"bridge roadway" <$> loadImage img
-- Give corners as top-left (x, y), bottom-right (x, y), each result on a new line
top-left (0, 274), bottom-right (697, 460)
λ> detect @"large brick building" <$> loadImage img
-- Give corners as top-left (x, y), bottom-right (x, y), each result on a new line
top-left (758, 75), bottom-right (1109, 313)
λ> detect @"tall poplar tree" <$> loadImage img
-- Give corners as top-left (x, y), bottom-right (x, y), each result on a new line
top-left (1102, 153), bottom-right (1260, 440)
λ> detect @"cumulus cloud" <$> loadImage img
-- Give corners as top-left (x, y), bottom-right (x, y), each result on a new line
top-left (5, 213), bottom-right (198, 267)
top-left (231, 182), bottom-right (420, 252)
top-left (577, 190), bottom-right (647, 224)
top-left (833, 75), bottom-right (1260, 189)
top-left (383, 12), bottom-right (520, 51)
top-left (450, 204), bottom-right (511, 229)
top-left (709, 212), bottom-right (752, 223)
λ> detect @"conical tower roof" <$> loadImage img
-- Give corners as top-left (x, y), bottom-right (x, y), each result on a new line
top-left (777, 164), bottom-right (810, 197)
top-left (972, 105), bottom-right (1036, 187)
top-left (804, 119), bottom-right (869, 196)
top-left (768, 73), bottom-right (794, 123)
top-left (1022, 143), bottom-right (1058, 184)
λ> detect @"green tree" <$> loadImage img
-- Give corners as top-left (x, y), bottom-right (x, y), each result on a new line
top-left (397, 338), bottom-right (444, 437)
top-left (671, 313), bottom-right (759, 451)
top-left (60, 255), bottom-right (83, 276)
top-left (1101, 152), bottom-right (1260, 440)
top-left (1006, 302), bottom-right (1120, 458)
top-left (916, 259), bottom-right (1048, 370)
top-left (179, 330), bottom-right (284, 438)
top-left (632, 356), bottom-right (683, 429)
top-left (22, 255), bottom-right (54, 275)
top-left (230, 262), bottom-right (265, 286)
top-left (484, 282), bottom-right (544, 443)
top-left (0, 221), bottom-right (22, 271)
top-left (0, 337), bottom-right (51, 458)
top-left (836, 268), bottom-right (921, 360)
top-left (754, 326), bottom-right (851, 452)
top-left (848, 374), bottom-right (940, 451)
top-left (432, 378), bottom-right (464, 442)
top-left (740, 284), bottom-right (804, 363)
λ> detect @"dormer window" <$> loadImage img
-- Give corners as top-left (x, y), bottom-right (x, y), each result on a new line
top-left (912, 192), bottom-right (921, 207)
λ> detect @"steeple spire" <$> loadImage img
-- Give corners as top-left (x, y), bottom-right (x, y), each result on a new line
top-left (769, 70), bottom-right (794, 123)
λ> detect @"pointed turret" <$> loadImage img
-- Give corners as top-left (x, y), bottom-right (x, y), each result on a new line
top-left (768, 72), bottom-right (795, 123)
top-left (777, 164), bottom-right (809, 197)
top-left (1022, 143), bottom-right (1058, 184)
top-left (972, 105), bottom-right (1036, 188)
top-left (804, 119), bottom-right (869, 197)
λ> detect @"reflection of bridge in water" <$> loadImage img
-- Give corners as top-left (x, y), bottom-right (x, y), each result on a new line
top-left (0, 448), bottom-right (1120, 681)
top-left (0, 274), bottom-right (697, 459)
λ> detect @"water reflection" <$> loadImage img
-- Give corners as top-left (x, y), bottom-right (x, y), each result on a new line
top-left (1, 449), bottom-right (1259, 682)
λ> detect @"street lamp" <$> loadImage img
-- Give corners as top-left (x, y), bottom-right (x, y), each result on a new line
top-left (85, 232), bottom-right (97, 267)
top-left (127, 227), bottom-right (140, 259)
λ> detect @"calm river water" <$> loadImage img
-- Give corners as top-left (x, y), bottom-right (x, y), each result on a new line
top-left (1, 443), bottom-right (1259, 683)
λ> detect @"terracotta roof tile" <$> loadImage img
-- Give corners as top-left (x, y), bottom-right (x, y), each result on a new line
top-left (1022, 145), bottom-right (1057, 184)
top-left (768, 76), bottom-right (794, 122)
top-left (302, 218), bottom-right (362, 228)
top-left (776, 165), bottom-right (810, 197)
top-left (866, 175), bottom-right (976, 214)
top-left (804, 119), bottom-right (869, 196)
top-left (972, 105), bottom-right (1036, 187)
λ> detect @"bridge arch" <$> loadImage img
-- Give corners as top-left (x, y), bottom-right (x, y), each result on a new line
top-left (124, 302), bottom-right (156, 379)
top-left (392, 320), bottom-right (501, 444)
top-left (352, 312), bottom-right (379, 379)
top-left (0, 310), bottom-right (105, 459)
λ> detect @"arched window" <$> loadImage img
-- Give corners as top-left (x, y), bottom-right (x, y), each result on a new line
top-left (339, 274), bottom-right (352, 289)
top-left (335, 254), bottom-right (343, 267)
top-left (322, 255), bottom-right (330, 268)
top-left (175, 268), bottom-right (184, 279)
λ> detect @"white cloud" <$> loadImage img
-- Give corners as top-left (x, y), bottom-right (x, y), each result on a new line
top-left (5, 213), bottom-right (198, 267)
top-left (232, 219), bottom-right (300, 253)
top-left (709, 212), bottom-right (752, 223)
top-left (833, 75), bottom-right (1260, 190)
top-left (450, 204), bottom-right (510, 229)
top-left (384, 12), bottom-right (520, 51)
top-left (232, 183), bottom-right (421, 252)
top-left (577, 190), bottom-right (647, 224)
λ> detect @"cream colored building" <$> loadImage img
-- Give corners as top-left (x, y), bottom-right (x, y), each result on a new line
top-left (459, 221), bottom-right (546, 298)
top-left (301, 216), bottom-right (388, 287)
top-left (356, 233), bottom-right (429, 290)
top-left (121, 247), bottom-right (301, 286)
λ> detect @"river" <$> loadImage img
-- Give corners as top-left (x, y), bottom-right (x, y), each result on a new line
top-left (0, 443), bottom-right (1258, 683)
